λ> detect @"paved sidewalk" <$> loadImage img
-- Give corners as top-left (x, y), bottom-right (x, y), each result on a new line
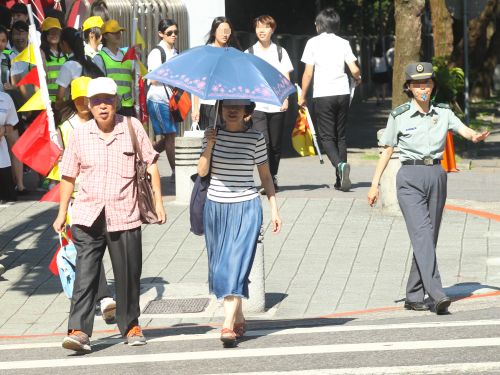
top-left (1, 154), bottom-right (500, 337)
top-left (1, 98), bottom-right (499, 338)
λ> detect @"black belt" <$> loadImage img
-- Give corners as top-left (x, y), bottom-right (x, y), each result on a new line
top-left (402, 159), bottom-right (441, 166)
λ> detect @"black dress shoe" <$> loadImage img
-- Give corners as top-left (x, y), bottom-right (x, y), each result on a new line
top-left (434, 297), bottom-right (452, 315)
top-left (404, 301), bottom-right (429, 311)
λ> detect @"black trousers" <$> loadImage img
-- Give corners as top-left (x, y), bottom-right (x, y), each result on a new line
top-left (0, 166), bottom-right (17, 201)
top-left (313, 95), bottom-right (350, 178)
top-left (68, 211), bottom-right (142, 337)
top-left (251, 110), bottom-right (285, 177)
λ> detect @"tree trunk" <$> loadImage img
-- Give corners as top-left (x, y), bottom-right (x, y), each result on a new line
top-left (392, 0), bottom-right (426, 108)
top-left (429, 0), bottom-right (454, 57)
top-left (470, 0), bottom-right (499, 98)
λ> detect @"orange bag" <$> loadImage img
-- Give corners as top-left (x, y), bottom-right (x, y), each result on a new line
top-left (168, 88), bottom-right (191, 123)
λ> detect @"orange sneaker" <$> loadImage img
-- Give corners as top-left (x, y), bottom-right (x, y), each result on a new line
top-left (126, 325), bottom-right (146, 346)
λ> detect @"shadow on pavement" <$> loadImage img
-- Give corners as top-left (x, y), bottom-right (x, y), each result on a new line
top-left (445, 282), bottom-right (500, 299)
top-left (0, 203), bottom-right (60, 296)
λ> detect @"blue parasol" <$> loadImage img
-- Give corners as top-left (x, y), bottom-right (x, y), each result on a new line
top-left (145, 45), bottom-right (295, 106)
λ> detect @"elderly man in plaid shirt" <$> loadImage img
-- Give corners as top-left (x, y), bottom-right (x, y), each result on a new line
top-left (53, 77), bottom-right (166, 353)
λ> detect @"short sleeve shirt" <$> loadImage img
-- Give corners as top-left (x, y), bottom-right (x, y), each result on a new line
top-left (245, 42), bottom-right (294, 112)
top-left (203, 129), bottom-right (268, 203)
top-left (60, 115), bottom-right (159, 231)
top-left (55, 60), bottom-right (83, 88)
top-left (301, 32), bottom-right (357, 97)
top-left (146, 41), bottom-right (177, 103)
top-left (0, 92), bottom-right (18, 168)
top-left (379, 100), bottom-right (466, 161)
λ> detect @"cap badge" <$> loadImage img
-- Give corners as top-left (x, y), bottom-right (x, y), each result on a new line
top-left (416, 64), bottom-right (424, 73)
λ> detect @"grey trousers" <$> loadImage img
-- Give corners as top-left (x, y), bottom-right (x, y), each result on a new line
top-left (396, 165), bottom-right (447, 303)
top-left (68, 211), bottom-right (142, 337)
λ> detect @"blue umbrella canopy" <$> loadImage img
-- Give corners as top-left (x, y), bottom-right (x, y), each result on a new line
top-left (145, 45), bottom-right (296, 106)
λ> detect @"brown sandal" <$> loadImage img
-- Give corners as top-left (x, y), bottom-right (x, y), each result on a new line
top-left (220, 328), bottom-right (237, 346)
top-left (234, 321), bottom-right (247, 338)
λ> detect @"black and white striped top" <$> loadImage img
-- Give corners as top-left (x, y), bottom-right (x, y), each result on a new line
top-left (203, 129), bottom-right (268, 203)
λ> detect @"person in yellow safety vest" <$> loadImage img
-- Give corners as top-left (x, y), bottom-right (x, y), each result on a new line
top-left (40, 17), bottom-right (66, 103)
top-left (92, 19), bottom-right (136, 117)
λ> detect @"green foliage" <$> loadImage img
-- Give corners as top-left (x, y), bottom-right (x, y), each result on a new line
top-left (432, 56), bottom-right (464, 105)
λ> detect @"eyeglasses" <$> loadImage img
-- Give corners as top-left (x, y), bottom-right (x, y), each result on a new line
top-left (164, 30), bottom-right (178, 37)
top-left (89, 97), bottom-right (115, 106)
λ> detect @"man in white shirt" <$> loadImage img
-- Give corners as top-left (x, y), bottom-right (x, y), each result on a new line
top-left (300, 8), bottom-right (361, 192)
top-left (245, 15), bottom-right (294, 192)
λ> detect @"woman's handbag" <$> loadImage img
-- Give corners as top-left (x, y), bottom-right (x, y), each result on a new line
top-left (183, 122), bottom-right (205, 138)
top-left (189, 136), bottom-right (214, 235)
top-left (189, 173), bottom-right (210, 235)
top-left (127, 117), bottom-right (159, 224)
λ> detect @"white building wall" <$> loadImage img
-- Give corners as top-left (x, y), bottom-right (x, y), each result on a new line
top-left (182, 0), bottom-right (226, 48)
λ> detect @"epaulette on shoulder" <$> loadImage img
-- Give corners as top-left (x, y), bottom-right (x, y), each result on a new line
top-left (435, 103), bottom-right (451, 109)
top-left (391, 103), bottom-right (411, 118)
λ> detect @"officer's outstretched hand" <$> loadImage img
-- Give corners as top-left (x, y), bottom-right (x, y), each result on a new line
top-left (367, 186), bottom-right (379, 207)
top-left (471, 130), bottom-right (490, 143)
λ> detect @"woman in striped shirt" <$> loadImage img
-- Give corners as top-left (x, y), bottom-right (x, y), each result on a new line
top-left (198, 99), bottom-right (282, 347)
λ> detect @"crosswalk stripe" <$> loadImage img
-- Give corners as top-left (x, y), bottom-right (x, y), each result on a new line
top-left (201, 362), bottom-right (500, 375)
top-left (2, 337), bottom-right (500, 370)
top-left (2, 319), bottom-right (500, 351)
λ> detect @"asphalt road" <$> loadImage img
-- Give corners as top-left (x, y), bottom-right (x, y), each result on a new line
top-left (2, 296), bottom-right (500, 374)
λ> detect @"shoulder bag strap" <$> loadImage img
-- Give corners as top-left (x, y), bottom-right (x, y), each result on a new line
top-left (126, 116), bottom-right (144, 163)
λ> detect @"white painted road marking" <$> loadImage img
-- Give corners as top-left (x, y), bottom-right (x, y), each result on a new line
top-left (2, 319), bottom-right (500, 351)
top-left (201, 362), bottom-right (500, 374)
top-left (2, 337), bottom-right (500, 370)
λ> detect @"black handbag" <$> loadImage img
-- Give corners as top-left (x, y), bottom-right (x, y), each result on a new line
top-left (127, 117), bottom-right (159, 224)
top-left (189, 173), bottom-right (210, 235)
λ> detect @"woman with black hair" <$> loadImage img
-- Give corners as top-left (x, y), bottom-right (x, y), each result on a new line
top-left (147, 19), bottom-right (179, 178)
top-left (55, 27), bottom-right (103, 108)
top-left (300, 7), bottom-right (361, 192)
top-left (40, 17), bottom-right (65, 103)
top-left (368, 62), bottom-right (490, 315)
top-left (198, 99), bottom-right (281, 347)
top-left (191, 16), bottom-right (241, 129)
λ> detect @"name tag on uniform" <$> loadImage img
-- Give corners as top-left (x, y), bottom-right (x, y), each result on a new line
top-left (405, 127), bottom-right (416, 131)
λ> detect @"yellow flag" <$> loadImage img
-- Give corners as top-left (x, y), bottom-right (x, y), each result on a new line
top-left (18, 90), bottom-right (45, 112)
top-left (135, 30), bottom-right (146, 49)
top-left (138, 60), bottom-right (148, 77)
top-left (12, 44), bottom-right (37, 65)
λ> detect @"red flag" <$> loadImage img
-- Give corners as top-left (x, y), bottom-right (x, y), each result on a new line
top-left (39, 182), bottom-right (60, 202)
top-left (29, 0), bottom-right (45, 23)
top-left (16, 66), bottom-right (40, 88)
top-left (12, 111), bottom-right (61, 176)
top-left (66, 0), bottom-right (81, 28)
top-left (138, 77), bottom-right (148, 124)
top-left (121, 46), bottom-right (137, 63)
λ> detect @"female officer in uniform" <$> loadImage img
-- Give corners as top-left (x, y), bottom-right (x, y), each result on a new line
top-left (367, 62), bottom-right (489, 315)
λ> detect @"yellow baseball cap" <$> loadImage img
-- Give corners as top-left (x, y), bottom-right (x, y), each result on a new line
top-left (101, 19), bottom-right (126, 34)
top-left (71, 76), bottom-right (92, 100)
top-left (82, 16), bottom-right (104, 32)
top-left (41, 17), bottom-right (62, 32)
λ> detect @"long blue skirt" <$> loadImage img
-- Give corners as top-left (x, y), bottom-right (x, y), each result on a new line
top-left (203, 197), bottom-right (263, 299)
